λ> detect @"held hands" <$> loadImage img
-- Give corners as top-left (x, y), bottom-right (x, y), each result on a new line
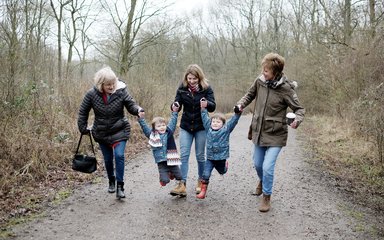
top-left (233, 105), bottom-right (243, 114)
top-left (138, 108), bottom-right (145, 119)
top-left (172, 102), bottom-right (180, 112)
top-left (200, 98), bottom-right (207, 109)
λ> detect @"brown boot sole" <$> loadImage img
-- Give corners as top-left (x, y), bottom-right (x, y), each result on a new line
top-left (252, 191), bottom-right (262, 196)
top-left (259, 208), bottom-right (270, 212)
top-left (170, 192), bottom-right (187, 197)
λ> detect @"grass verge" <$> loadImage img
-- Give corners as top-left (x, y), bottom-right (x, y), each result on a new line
top-left (301, 115), bottom-right (384, 236)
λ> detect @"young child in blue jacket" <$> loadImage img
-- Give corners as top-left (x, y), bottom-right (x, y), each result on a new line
top-left (138, 104), bottom-right (186, 197)
top-left (197, 99), bottom-right (242, 199)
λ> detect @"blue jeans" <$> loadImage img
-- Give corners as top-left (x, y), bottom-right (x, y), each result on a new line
top-left (179, 129), bottom-right (206, 182)
top-left (202, 159), bottom-right (227, 183)
top-left (252, 145), bottom-right (282, 195)
top-left (99, 141), bottom-right (127, 182)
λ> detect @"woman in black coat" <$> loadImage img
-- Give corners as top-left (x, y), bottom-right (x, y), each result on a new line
top-left (171, 64), bottom-right (216, 196)
top-left (78, 66), bottom-right (143, 199)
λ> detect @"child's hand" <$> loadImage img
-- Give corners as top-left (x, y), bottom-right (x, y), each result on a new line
top-left (138, 109), bottom-right (145, 119)
top-left (200, 98), bottom-right (207, 109)
top-left (234, 105), bottom-right (243, 114)
top-left (172, 102), bottom-right (180, 112)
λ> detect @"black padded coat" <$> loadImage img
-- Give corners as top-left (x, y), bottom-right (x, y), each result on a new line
top-left (174, 85), bottom-right (216, 133)
top-left (78, 81), bottom-right (141, 145)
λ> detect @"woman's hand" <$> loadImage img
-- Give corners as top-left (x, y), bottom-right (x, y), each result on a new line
top-left (234, 105), bottom-right (243, 114)
top-left (290, 120), bottom-right (298, 129)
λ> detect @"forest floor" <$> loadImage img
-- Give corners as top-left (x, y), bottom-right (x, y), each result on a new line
top-left (4, 114), bottom-right (384, 239)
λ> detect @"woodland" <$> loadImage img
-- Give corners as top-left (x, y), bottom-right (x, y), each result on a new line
top-left (0, 0), bottom-right (383, 232)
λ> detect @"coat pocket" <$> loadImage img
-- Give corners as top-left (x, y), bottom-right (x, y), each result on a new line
top-left (264, 117), bottom-right (287, 135)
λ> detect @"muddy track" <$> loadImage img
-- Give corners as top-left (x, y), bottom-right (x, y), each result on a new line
top-left (10, 114), bottom-right (382, 240)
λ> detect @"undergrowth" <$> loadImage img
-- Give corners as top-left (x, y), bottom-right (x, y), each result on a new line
top-left (302, 115), bottom-right (384, 212)
top-left (0, 113), bottom-right (148, 237)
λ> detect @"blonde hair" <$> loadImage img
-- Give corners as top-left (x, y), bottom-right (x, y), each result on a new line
top-left (211, 112), bottom-right (226, 125)
top-left (261, 53), bottom-right (285, 76)
top-left (94, 67), bottom-right (118, 92)
top-left (151, 117), bottom-right (166, 129)
top-left (182, 64), bottom-right (209, 90)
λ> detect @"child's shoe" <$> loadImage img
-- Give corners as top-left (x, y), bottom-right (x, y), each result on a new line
top-left (196, 183), bottom-right (208, 199)
top-left (170, 181), bottom-right (187, 197)
top-left (160, 181), bottom-right (167, 186)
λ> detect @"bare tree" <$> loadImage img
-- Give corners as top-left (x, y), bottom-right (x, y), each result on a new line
top-left (74, 0), bottom-right (99, 78)
top-left (50, 0), bottom-right (72, 81)
top-left (369, 0), bottom-right (376, 39)
top-left (265, 0), bottom-right (286, 53)
top-left (213, 0), bottom-right (264, 73)
top-left (0, 0), bottom-right (22, 105)
top-left (286, 0), bottom-right (305, 52)
top-left (98, 0), bottom-right (172, 76)
top-left (343, 0), bottom-right (352, 45)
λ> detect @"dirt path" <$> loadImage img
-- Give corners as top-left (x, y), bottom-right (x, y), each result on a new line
top-left (10, 114), bottom-right (381, 240)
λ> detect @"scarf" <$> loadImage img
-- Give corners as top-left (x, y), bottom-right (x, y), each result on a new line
top-left (148, 131), bottom-right (162, 147)
top-left (149, 128), bottom-right (181, 166)
top-left (267, 73), bottom-right (283, 89)
top-left (102, 93), bottom-right (111, 104)
top-left (188, 84), bottom-right (200, 93)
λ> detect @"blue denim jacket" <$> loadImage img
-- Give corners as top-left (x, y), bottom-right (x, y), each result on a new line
top-left (201, 109), bottom-right (240, 160)
top-left (138, 112), bottom-right (178, 163)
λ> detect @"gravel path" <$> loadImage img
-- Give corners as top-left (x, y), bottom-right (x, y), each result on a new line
top-left (9, 114), bottom-right (382, 240)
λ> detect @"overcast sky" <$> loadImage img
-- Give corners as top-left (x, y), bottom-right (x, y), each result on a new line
top-left (171, 0), bottom-right (210, 15)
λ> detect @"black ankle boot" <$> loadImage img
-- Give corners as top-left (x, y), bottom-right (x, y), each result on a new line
top-left (116, 181), bottom-right (125, 199)
top-left (108, 176), bottom-right (116, 193)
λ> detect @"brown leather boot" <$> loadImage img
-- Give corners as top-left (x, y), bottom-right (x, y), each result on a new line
top-left (196, 183), bottom-right (208, 199)
top-left (255, 181), bottom-right (262, 196)
top-left (195, 179), bottom-right (202, 194)
top-left (170, 181), bottom-right (187, 197)
top-left (259, 194), bottom-right (271, 212)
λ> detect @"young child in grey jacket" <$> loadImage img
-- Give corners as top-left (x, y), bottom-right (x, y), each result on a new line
top-left (138, 104), bottom-right (186, 197)
top-left (197, 99), bottom-right (242, 199)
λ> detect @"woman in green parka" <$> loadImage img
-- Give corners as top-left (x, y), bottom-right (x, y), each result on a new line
top-left (236, 53), bottom-right (305, 212)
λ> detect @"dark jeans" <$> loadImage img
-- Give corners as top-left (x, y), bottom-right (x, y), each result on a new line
top-left (157, 161), bottom-right (182, 184)
top-left (99, 141), bottom-right (127, 182)
top-left (201, 159), bottom-right (228, 184)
